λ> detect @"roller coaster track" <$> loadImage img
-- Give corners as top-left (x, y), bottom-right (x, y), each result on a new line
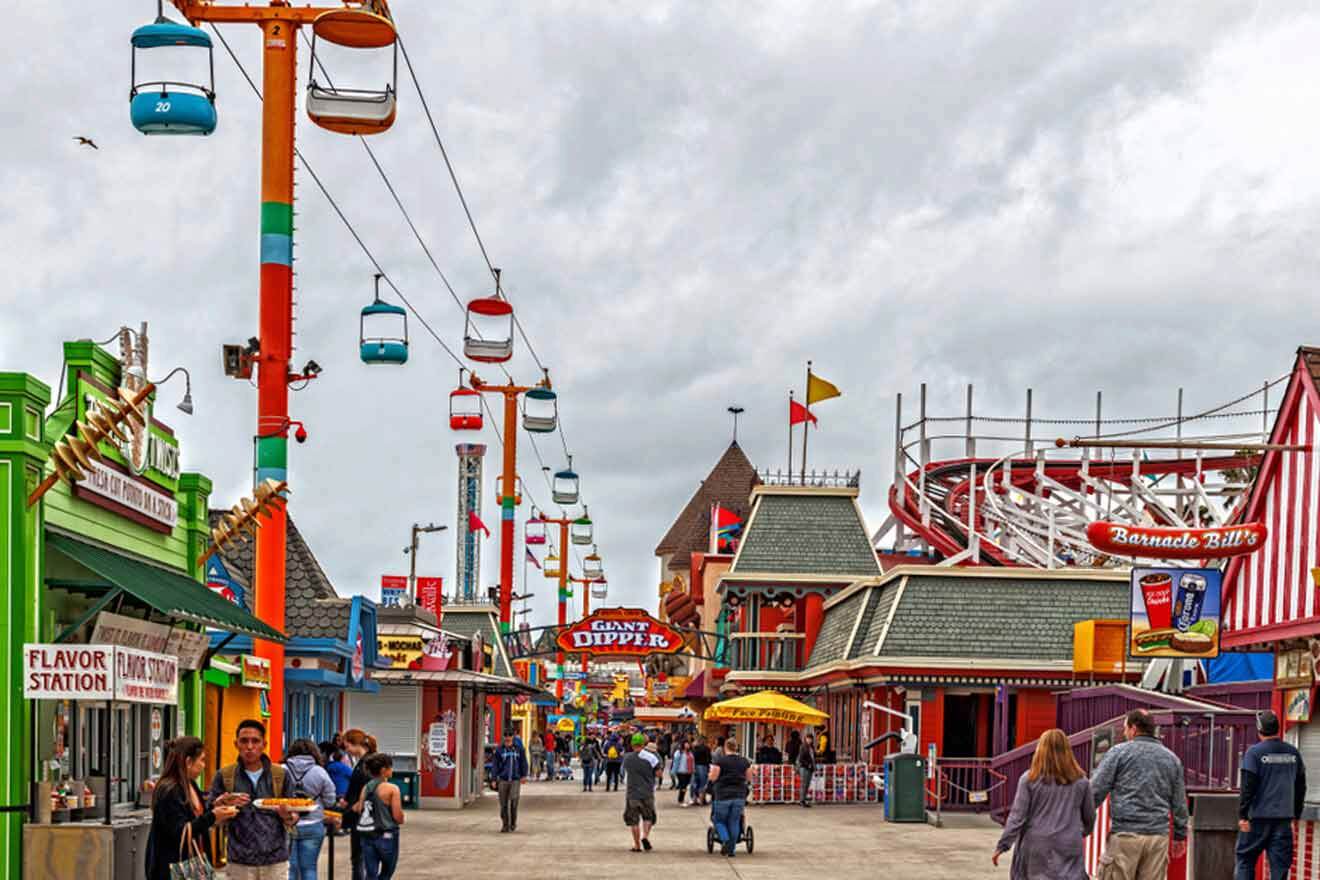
top-left (876, 378), bottom-right (1286, 570)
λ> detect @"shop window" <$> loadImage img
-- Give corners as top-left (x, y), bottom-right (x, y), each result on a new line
top-left (1297, 722), bottom-right (1320, 803)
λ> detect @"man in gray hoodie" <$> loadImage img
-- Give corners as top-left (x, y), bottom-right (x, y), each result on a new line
top-left (1092, 709), bottom-right (1189, 880)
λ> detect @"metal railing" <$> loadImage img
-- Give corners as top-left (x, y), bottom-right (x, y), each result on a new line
top-left (989, 709), bottom-right (1257, 823)
top-left (758, 469), bottom-right (861, 488)
top-left (728, 632), bottom-right (806, 672)
top-left (932, 757), bottom-right (1006, 815)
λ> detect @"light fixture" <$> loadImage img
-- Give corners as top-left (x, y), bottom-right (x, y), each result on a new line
top-left (151, 366), bottom-right (194, 416)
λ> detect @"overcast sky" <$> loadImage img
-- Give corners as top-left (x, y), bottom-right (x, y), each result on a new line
top-left (4, 2), bottom-right (1319, 630)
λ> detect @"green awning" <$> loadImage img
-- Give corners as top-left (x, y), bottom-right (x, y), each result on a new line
top-left (47, 533), bottom-right (285, 642)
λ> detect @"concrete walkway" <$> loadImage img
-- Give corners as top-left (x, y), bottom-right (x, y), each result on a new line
top-left (322, 778), bottom-right (1005, 879)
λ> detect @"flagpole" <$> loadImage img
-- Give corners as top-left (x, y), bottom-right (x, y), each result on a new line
top-left (788, 390), bottom-right (795, 476)
top-left (801, 361), bottom-right (812, 483)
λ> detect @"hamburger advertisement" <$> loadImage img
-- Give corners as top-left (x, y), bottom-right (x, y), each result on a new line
top-left (1129, 566), bottom-right (1221, 659)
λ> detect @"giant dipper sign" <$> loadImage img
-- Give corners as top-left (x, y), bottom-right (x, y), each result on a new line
top-left (556, 607), bottom-right (685, 657)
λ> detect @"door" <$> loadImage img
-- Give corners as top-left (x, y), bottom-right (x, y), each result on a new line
top-left (942, 695), bottom-right (979, 758)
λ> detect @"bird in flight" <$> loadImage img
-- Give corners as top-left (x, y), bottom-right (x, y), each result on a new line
top-left (73, 136), bottom-right (98, 150)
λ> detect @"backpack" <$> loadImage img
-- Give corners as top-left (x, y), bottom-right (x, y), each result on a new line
top-left (220, 762), bottom-right (287, 796)
top-left (286, 762), bottom-right (313, 800)
top-left (607, 745), bottom-right (619, 760)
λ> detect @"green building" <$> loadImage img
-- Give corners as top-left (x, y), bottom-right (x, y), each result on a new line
top-left (0, 339), bottom-right (280, 879)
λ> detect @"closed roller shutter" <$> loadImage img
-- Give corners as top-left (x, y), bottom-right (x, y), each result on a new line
top-left (345, 687), bottom-right (420, 757)
top-left (1294, 721), bottom-right (1320, 802)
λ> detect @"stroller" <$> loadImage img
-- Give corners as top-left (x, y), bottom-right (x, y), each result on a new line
top-left (705, 796), bottom-right (754, 854)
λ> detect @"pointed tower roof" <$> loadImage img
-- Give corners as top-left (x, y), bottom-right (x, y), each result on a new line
top-left (655, 441), bottom-right (760, 571)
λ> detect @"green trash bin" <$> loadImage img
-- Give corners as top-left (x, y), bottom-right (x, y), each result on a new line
top-left (393, 771), bottom-right (420, 809)
top-left (883, 753), bottom-right (926, 822)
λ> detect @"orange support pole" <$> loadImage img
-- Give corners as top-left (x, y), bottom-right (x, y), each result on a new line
top-left (253, 12), bottom-right (298, 758)
top-left (556, 520), bottom-right (569, 698)
top-left (499, 390), bottom-right (519, 633)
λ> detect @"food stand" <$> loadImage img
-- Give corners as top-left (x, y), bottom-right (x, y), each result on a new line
top-left (22, 643), bottom-right (180, 879)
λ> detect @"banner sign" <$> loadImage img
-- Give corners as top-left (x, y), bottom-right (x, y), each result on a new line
top-left (380, 575), bottom-right (408, 608)
top-left (240, 654), bottom-right (272, 690)
top-left (205, 556), bottom-right (244, 608)
top-left (556, 607), bottom-right (685, 657)
top-left (1129, 567), bottom-right (1221, 658)
top-left (166, 628), bottom-right (210, 670)
top-left (91, 612), bottom-right (171, 654)
top-left (1088, 522), bottom-right (1266, 560)
top-left (88, 614), bottom-right (207, 670)
top-left (24, 644), bottom-right (178, 704)
top-left (417, 577), bottom-right (443, 622)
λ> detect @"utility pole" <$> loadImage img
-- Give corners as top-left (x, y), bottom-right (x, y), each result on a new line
top-left (405, 522), bottom-right (446, 604)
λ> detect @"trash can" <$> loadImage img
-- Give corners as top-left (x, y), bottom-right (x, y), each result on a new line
top-left (1188, 792), bottom-right (1239, 879)
top-left (883, 753), bottom-right (926, 823)
top-left (393, 771), bottom-right (421, 809)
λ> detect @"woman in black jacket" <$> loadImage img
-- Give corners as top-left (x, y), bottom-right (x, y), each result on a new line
top-left (145, 737), bottom-right (239, 880)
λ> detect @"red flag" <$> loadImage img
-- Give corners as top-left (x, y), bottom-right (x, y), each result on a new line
top-left (789, 398), bottom-right (817, 426)
top-left (714, 505), bottom-right (743, 553)
top-left (468, 510), bottom-right (490, 537)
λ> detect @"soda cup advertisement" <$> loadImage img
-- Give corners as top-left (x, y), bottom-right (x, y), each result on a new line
top-left (1129, 567), bottom-right (1221, 658)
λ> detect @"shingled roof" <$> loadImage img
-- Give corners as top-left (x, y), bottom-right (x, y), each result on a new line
top-left (207, 511), bottom-right (352, 640)
top-left (441, 605), bottom-right (514, 677)
top-left (732, 490), bottom-right (881, 577)
top-left (655, 442), bottom-right (759, 572)
top-left (805, 570), bottom-right (1128, 668)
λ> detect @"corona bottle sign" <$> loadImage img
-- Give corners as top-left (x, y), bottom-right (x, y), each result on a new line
top-left (1086, 521), bottom-right (1267, 559)
top-left (556, 607), bottom-right (685, 657)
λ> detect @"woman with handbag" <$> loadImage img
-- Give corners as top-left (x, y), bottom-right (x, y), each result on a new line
top-left (145, 736), bottom-right (240, 880)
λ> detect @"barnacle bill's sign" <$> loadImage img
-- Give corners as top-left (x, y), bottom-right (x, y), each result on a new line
top-left (1086, 522), bottom-right (1267, 560)
top-left (556, 607), bottom-right (685, 656)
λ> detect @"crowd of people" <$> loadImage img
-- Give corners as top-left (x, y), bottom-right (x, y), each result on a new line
top-left (144, 720), bottom-right (403, 880)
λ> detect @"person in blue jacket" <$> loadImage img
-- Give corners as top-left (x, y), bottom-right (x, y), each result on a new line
top-left (1237, 710), bottom-right (1307, 880)
top-left (492, 731), bottom-right (529, 833)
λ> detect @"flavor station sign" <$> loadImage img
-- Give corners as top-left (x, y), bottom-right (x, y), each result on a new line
top-left (1087, 522), bottom-right (1266, 560)
top-left (240, 654), bottom-right (272, 690)
top-left (24, 644), bottom-right (179, 704)
top-left (1129, 567), bottom-right (1222, 659)
top-left (556, 607), bottom-right (685, 657)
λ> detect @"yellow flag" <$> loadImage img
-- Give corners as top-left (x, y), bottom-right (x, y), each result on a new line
top-left (807, 372), bottom-right (841, 405)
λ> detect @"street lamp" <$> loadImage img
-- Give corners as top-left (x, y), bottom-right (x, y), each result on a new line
top-left (403, 522), bottom-right (447, 604)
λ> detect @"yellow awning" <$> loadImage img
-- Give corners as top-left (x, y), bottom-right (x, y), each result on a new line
top-left (703, 690), bottom-right (829, 726)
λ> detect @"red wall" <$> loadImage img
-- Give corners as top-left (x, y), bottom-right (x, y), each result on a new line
top-left (1015, 689), bottom-right (1055, 747)
top-left (920, 688), bottom-right (944, 758)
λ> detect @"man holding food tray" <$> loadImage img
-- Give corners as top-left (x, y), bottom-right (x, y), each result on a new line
top-left (206, 719), bottom-right (304, 880)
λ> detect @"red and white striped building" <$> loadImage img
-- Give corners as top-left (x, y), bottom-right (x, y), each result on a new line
top-left (1222, 347), bottom-right (1320, 880)
top-left (1223, 347), bottom-right (1320, 644)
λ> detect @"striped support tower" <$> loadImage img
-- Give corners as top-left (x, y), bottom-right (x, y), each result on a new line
top-left (253, 16), bottom-right (297, 755)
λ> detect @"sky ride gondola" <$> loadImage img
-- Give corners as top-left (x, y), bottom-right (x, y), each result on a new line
top-left (571, 507), bottom-right (593, 546)
top-left (552, 459), bottom-right (580, 506)
top-left (525, 510), bottom-right (547, 545)
top-left (307, 8), bottom-right (398, 136)
top-left (583, 546), bottom-right (604, 580)
top-left (463, 296), bottom-right (514, 363)
top-left (590, 578), bottom-right (608, 600)
top-left (543, 551), bottom-right (561, 579)
top-left (496, 474), bottom-right (523, 506)
top-left (523, 387), bottom-right (558, 433)
top-left (449, 375), bottom-right (483, 430)
top-left (130, 10), bottom-right (217, 136)
top-left (360, 273), bottom-right (408, 364)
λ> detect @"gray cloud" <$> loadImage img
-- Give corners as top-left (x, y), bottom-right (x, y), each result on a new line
top-left (3, 2), bottom-right (1318, 630)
